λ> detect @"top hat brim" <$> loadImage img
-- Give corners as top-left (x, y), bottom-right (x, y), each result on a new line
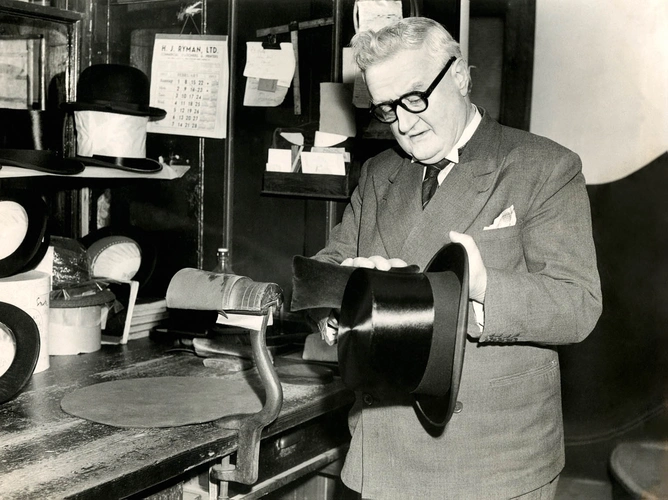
top-left (0, 192), bottom-right (49, 279)
top-left (338, 243), bottom-right (469, 429)
top-left (0, 301), bottom-right (40, 404)
top-left (73, 155), bottom-right (162, 173)
top-left (80, 225), bottom-right (157, 291)
top-left (0, 150), bottom-right (85, 175)
top-left (413, 243), bottom-right (469, 428)
top-left (61, 102), bottom-right (167, 120)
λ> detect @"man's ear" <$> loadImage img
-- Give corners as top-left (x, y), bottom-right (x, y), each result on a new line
top-left (452, 58), bottom-right (471, 96)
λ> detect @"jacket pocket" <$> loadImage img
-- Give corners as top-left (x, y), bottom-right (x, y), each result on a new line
top-left (477, 224), bottom-right (521, 242)
top-left (476, 225), bottom-right (524, 269)
top-left (484, 359), bottom-right (561, 417)
top-left (489, 358), bottom-right (559, 387)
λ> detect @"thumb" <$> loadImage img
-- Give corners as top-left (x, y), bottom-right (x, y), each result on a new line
top-left (449, 231), bottom-right (487, 302)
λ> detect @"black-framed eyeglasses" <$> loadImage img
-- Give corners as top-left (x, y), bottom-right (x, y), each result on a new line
top-left (369, 56), bottom-right (457, 124)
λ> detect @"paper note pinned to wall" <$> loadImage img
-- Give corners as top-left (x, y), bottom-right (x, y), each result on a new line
top-left (356, 0), bottom-right (403, 33)
top-left (243, 77), bottom-right (290, 107)
top-left (244, 42), bottom-right (295, 87)
top-left (319, 82), bottom-right (356, 138)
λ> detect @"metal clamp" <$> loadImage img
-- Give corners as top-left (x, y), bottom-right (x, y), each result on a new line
top-left (210, 305), bottom-right (283, 487)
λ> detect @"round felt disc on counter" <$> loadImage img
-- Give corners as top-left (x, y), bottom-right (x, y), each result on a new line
top-left (275, 362), bottom-right (334, 385)
top-left (60, 376), bottom-right (263, 428)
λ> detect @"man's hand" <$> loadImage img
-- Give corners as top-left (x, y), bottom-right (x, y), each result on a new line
top-left (340, 255), bottom-right (409, 270)
top-left (449, 231), bottom-right (487, 303)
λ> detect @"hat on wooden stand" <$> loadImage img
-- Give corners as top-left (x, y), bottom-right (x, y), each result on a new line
top-left (62, 64), bottom-right (166, 173)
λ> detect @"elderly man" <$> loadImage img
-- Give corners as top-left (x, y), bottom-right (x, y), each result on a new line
top-left (309, 16), bottom-right (602, 500)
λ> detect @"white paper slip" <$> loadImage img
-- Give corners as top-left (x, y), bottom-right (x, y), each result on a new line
top-left (300, 151), bottom-right (346, 175)
top-left (266, 148), bottom-right (293, 172)
top-left (243, 42), bottom-right (295, 87)
top-left (216, 311), bottom-right (273, 331)
top-left (243, 77), bottom-right (289, 107)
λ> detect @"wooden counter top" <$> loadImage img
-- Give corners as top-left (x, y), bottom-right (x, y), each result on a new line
top-left (0, 338), bottom-right (353, 499)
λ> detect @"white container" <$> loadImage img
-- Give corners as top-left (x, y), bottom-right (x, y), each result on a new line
top-left (49, 306), bottom-right (102, 355)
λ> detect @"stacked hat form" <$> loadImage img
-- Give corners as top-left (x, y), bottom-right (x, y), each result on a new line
top-left (61, 64), bottom-right (166, 173)
top-left (0, 109), bottom-right (85, 175)
top-left (0, 191), bottom-right (50, 279)
top-left (0, 191), bottom-right (50, 404)
top-left (337, 243), bottom-right (469, 432)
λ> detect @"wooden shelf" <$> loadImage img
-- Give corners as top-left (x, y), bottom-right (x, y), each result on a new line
top-left (0, 0), bottom-right (82, 23)
top-left (262, 170), bottom-right (358, 201)
top-left (0, 163), bottom-right (189, 180)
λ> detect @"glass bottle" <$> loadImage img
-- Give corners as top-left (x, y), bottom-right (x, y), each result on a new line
top-left (213, 247), bottom-right (234, 274)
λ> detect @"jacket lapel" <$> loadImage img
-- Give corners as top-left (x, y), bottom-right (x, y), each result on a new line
top-left (374, 153), bottom-right (424, 256)
top-left (379, 112), bottom-right (504, 267)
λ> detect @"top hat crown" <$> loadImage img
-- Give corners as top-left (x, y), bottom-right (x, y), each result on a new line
top-left (62, 64), bottom-right (166, 119)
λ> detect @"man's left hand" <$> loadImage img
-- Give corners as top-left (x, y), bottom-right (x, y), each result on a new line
top-left (340, 255), bottom-right (408, 270)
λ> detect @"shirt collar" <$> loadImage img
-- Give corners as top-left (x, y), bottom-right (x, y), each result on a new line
top-left (445, 104), bottom-right (482, 164)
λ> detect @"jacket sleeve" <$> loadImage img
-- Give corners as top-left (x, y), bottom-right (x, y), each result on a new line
top-left (312, 159), bottom-right (370, 264)
top-left (479, 151), bottom-right (602, 345)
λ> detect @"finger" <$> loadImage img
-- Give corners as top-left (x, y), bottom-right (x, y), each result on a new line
top-left (368, 255), bottom-right (391, 271)
top-left (387, 258), bottom-right (409, 268)
top-left (352, 257), bottom-right (375, 269)
top-left (341, 258), bottom-right (354, 266)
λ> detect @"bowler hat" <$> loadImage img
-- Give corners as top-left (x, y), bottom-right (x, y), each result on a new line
top-left (62, 64), bottom-right (166, 119)
top-left (337, 243), bottom-right (469, 428)
top-left (0, 191), bottom-right (50, 279)
top-left (0, 109), bottom-right (85, 175)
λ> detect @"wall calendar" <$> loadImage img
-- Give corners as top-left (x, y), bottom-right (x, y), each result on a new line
top-left (147, 34), bottom-right (228, 139)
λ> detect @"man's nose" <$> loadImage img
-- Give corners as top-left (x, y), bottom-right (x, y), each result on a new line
top-left (395, 106), bottom-right (419, 134)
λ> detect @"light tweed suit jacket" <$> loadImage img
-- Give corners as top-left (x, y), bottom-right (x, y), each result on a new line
top-left (313, 111), bottom-right (602, 499)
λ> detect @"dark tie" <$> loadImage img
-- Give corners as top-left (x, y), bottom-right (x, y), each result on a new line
top-left (422, 163), bottom-right (444, 209)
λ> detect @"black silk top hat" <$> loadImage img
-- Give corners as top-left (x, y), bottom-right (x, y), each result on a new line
top-left (62, 64), bottom-right (166, 119)
top-left (337, 243), bottom-right (469, 429)
top-left (0, 191), bottom-right (50, 279)
top-left (0, 109), bottom-right (84, 175)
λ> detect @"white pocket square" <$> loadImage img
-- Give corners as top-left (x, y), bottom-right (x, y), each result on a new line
top-left (484, 205), bottom-right (516, 230)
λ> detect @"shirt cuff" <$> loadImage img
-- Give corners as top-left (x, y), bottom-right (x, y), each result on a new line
top-left (472, 301), bottom-right (485, 332)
